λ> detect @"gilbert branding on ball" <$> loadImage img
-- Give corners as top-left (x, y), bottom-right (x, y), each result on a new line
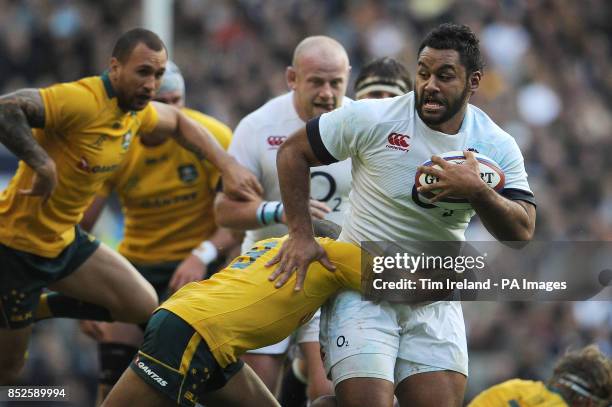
top-left (415, 151), bottom-right (505, 210)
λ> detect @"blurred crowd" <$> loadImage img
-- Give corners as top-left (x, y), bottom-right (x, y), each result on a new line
top-left (0, 0), bottom-right (609, 405)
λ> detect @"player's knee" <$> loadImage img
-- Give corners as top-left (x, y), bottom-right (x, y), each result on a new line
top-left (336, 377), bottom-right (395, 407)
top-left (0, 354), bottom-right (26, 384)
top-left (308, 380), bottom-right (334, 402)
top-left (310, 395), bottom-right (337, 407)
top-left (133, 288), bottom-right (158, 320)
top-left (110, 287), bottom-right (157, 323)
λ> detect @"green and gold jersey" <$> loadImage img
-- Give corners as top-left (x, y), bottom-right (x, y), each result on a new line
top-left (100, 107), bottom-right (232, 263)
top-left (0, 73), bottom-right (158, 257)
top-left (469, 379), bottom-right (568, 407)
top-left (160, 237), bottom-right (362, 367)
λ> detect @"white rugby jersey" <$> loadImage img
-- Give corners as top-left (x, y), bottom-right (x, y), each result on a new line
top-left (229, 92), bottom-right (353, 250)
top-left (309, 92), bottom-right (535, 244)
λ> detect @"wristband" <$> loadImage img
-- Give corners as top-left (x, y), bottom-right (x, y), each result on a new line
top-left (256, 201), bottom-right (284, 226)
top-left (192, 241), bottom-right (218, 265)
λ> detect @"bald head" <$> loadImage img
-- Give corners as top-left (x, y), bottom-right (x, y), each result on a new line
top-left (292, 36), bottom-right (349, 69)
top-left (287, 36), bottom-right (350, 121)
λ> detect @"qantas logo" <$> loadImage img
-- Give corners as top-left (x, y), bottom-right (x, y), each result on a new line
top-left (267, 135), bottom-right (287, 149)
top-left (386, 132), bottom-right (410, 151)
top-left (77, 157), bottom-right (119, 174)
top-left (135, 358), bottom-right (168, 387)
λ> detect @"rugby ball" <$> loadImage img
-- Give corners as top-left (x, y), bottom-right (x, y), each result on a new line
top-left (415, 151), bottom-right (505, 210)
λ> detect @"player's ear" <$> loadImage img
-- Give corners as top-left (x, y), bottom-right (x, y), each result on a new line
top-left (286, 66), bottom-right (297, 90)
top-left (468, 71), bottom-right (482, 93)
top-left (109, 57), bottom-right (121, 76)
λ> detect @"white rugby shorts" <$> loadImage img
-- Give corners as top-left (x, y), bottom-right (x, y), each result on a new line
top-left (320, 290), bottom-right (468, 386)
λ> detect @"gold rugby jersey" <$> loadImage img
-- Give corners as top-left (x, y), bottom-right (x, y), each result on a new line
top-left (100, 107), bottom-right (231, 263)
top-left (160, 237), bottom-right (362, 367)
top-left (0, 73), bottom-right (158, 257)
top-left (469, 379), bottom-right (567, 407)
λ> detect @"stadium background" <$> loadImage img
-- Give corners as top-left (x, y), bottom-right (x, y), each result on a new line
top-left (0, 0), bottom-right (609, 405)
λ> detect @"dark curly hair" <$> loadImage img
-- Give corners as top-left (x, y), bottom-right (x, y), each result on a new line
top-left (354, 57), bottom-right (412, 95)
top-left (418, 23), bottom-right (484, 75)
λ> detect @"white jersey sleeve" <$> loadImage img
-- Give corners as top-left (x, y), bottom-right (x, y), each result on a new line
top-left (310, 102), bottom-right (375, 163)
top-left (468, 109), bottom-right (535, 205)
top-left (494, 138), bottom-right (534, 203)
top-left (228, 117), bottom-right (262, 180)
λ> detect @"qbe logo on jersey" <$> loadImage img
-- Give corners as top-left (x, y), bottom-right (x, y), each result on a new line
top-left (386, 132), bottom-right (410, 152)
top-left (178, 164), bottom-right (199, 183)
top-left (266, 135), bottom-right (287, 149)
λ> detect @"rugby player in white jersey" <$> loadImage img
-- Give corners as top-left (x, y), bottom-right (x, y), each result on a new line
top-left (270, 23), bottom-right (537, 407)
top-left (214, 36), bottom-right (352, 399)
top-left (277, 56), bottom-right (412, 407)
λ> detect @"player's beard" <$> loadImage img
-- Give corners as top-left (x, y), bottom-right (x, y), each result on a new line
top-left (115, 89), bottom-right (137, 112)
top-left (116, 86), bottom-right (151, 112)
top-left (416, 83), bottom-right (470, 128)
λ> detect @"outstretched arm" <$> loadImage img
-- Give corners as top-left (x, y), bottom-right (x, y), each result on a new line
top-left (143, 102), bottom-right (263, 201)
top-left (266, 126), bottom-right (336, 290)
top-left (0, 89), bottom-right (57, 200)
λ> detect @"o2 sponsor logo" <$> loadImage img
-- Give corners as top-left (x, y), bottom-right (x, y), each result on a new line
top-left (310, 171), bottom-right (342, 212)
top-left (336, 335), bottom-right (349, 348)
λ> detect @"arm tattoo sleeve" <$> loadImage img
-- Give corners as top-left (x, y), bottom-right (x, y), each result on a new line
top-left (0, 89), bottom-right (49, 169)
top-left (171, 132), bottom-right (206, 161)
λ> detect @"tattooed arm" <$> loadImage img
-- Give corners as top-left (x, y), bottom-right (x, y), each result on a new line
top-left (142, 102), bottom-right (262, 201)
top-left (0, 89), bottom-right (57, 200)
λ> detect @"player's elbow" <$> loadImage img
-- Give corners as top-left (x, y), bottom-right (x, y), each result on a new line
top-left (517, 205), bottom-right (536, 242)
top-left (170, 105), bottom-right (187, 135)
top-left (521, 225), bottom-right (535, 242)
top-left (507, 233), bottom-right (532, 248)
top-left (504, 202), bottom-right (536, 246)
top-left (501, 225), bottom-right (534, 248)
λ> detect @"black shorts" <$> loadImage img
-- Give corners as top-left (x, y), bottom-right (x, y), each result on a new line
top-left (130, 309), bottom-right (243, 406)
top-left (0, 226), bottom-right (100, 329)
top-left (133, 262), bottom-right (180, 303)
top-left (133, 257), bottom-right (226, 303)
